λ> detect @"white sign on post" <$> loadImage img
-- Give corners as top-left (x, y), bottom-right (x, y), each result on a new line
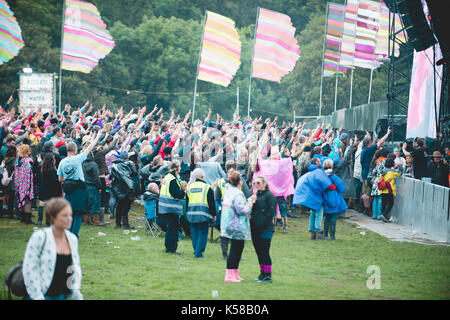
top-left (19, 73), bottom-right (55, 114)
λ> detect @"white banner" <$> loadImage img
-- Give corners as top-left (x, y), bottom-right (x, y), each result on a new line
top-left (19, 73), bottom-right (55, 114)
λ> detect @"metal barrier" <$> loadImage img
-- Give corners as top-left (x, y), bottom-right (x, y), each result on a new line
top-left (391, 175), bottom-right (450, 242)
top-left (303, 100), bottom-right (389, 132)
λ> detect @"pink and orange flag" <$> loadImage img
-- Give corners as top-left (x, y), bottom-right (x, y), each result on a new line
top-left (61, 0), bottom-right (115, 73)
top-left (251, 8), bottom-right (301, 83)
top-left (197, 11), bottom-right (241, 87)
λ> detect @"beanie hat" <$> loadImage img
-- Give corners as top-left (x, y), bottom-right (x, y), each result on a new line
top-left (55, 140), bottom-right (66, 149)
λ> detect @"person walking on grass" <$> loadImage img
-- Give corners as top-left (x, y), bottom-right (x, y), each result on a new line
top-left (293, 157), bottom-right (332, 240)
top-left (322, 159), bottom-right (347, 240)
top-left (250, 175), bottom-right (277, 283)
top-left (186, 168), bottom-right (216, 258)
top-left (23, 198), bottom-right (83, 300)
top-left (221, 171), bottom-right (253, 283)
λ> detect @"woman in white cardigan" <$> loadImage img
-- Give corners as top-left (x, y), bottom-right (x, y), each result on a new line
top-left (23, 198), bottom-right (83, 300)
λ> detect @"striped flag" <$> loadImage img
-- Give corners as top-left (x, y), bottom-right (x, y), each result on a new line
top-left (0, 0), bottom-right (24, 65)
top-left (353, 0), bottom-right (381, 69)
top-left (197, 11), bottom-right (241, 87)
top-left (251, 8), bottom-right (300, 83)
top-left (61, 0), bottom-right (115, 73)
top-left (339, 0), bottom-right (358, 67)
top-left (323, 2), bottom-right (349, 77)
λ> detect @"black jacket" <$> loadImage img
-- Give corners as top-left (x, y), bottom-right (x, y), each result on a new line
top-left (110, 158), bottom-right (137, 200)
top-left (94, 138), bottom-right (117, 176)
top-left (250, 189), bottom-right (277, 234)
top-left (427, 161), bottom-right (449, 187)
top-left (39, 169), bottom-right (62, 201)
top-left (82, 153), bottom-right (101, 188)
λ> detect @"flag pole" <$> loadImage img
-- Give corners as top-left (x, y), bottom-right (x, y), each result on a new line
top-left (319, 3), bottom-right (329, 117)
top-left (192, 11), bottom-right (207, 124)
top-left (247, 7), bottom-right (260, 120)
top-left (368, 68), bottom-right (374, 103)
top-left (349, 68), bottom-right (354, 108)
top-left (334, 72), bottom-right (338, 112)
top-left (59, 0), bottom-right (66, 114)
top-left (236, 87), bottom-right (239, 117)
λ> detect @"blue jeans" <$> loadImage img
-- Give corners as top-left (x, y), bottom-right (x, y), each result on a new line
top-left (276, 196), bottom-right (287, 217)
top-left (190, 222), bottom-right (209, 257)
top-left (87, 185), bottom-right (100, 215)
top-left (70, 213), bottom-right (83, 238)
top-left (372, 195), bottom-right (382, 219)
top-left (309, 207), bottom-right (323, 232)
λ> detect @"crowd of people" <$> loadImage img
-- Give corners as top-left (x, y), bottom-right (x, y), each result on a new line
top-left (2, 94), bottom-right (449, 298)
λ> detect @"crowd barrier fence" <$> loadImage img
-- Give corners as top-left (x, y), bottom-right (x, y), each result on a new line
top-left (391, 175), bottom-right (450, 242)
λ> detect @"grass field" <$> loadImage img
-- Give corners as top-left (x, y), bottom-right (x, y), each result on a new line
top-left (1, 205), bottom-right (449, 300)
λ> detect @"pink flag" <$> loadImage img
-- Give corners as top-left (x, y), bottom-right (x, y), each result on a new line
top-left (252, 157), bottom-right (294, 198)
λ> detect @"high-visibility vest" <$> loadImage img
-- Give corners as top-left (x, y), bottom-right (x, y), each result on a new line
top-left (159, 173), bottom-right (184, 216)
top-left (217, 178), bottom-right (227, 202)
top-left (187, 180), bottom-right (212, 223)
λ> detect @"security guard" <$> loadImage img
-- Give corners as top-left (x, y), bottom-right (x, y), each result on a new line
top-left (159, 160), bottom-right (187, 254)
top-left (186, 168), bottom-right (216, 258)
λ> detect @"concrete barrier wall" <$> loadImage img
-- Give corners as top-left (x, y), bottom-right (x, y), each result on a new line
top-left (303, 101), bottom-right (389, 132)
top-left (391, 176), bottom-right (450, 242)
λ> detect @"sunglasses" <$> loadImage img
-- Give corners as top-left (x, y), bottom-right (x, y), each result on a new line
top-left (255, 181), bottom-right (264, 185)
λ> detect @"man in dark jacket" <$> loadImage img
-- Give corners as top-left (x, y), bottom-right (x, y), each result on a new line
top-left (83, 152), bottom-right (106, 226)
top-left (110, 152), bottom-right (137, 229)
top-left (93, 136), bottom-right (117, 221)
top-left (158, 160), bottom-right (187, 255)
top-left (427, 151), bottom-right (449, 187)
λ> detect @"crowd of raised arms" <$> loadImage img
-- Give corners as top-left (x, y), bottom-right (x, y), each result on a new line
top-left (2, 93), bottom-right (450, 294)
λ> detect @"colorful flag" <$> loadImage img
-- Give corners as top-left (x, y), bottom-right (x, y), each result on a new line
top-left (406, 45), bottom-right (443, 139)
top-left (339, 0), bottom-right (358, 67)
top-left (323, 2), bottom-right (349, 77)
top-left (251, 8), bottom-right (300, 83)
top-left (197, 11), bottom-right (241, 87)
top-left (0, 0), bottom-right (24, 65)
top-left (353, 0), bottom-right (381, 69)
top-left (61, 0), bottom-right (115, 73)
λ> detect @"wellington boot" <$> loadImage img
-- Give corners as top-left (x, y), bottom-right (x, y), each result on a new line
top-left (92, 214), bottom-right (107, 226)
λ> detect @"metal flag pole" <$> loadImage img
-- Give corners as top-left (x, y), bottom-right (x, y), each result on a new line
top-left (247, 7), bottom-right (260, 120)
top-left (368, 68), bottom-right (374, 103)
top-left (236, 87), bottom-right (239, 117)
top-left (192, 10), bottom-right (207, 123)
top-left (59, 0), bottom-right (67, 114)
top-left (349, 68), bottom-right (354, 108)
top-left (334, 72), bottom-right (338, 112)
top-left (319, 3), bottom-right (329, 117)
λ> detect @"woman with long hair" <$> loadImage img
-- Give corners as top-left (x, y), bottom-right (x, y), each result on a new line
top-left (38, 153), bottom-right (62, 226)
top-left (250, 175), bottom-right (277, 283)
top-left (14, 144), bottom-right (35, 224)
top-left (221, 171), bottom-right (253, 282)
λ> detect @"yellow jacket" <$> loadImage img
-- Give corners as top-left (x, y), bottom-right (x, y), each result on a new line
top-left (379, 171), bottom-right (401, 196)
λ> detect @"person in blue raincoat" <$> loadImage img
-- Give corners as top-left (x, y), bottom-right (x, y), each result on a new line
top-left (322, 159), bottom-right (347, 240)
top-left (292, 157), bottom-right (332, 240)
